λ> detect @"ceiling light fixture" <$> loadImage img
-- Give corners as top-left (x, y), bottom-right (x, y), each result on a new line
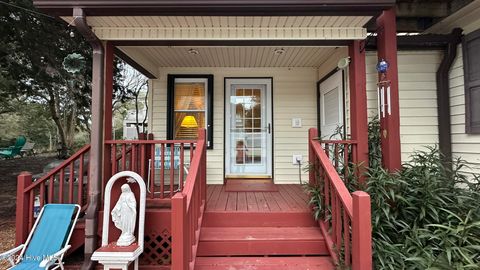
top-left (274, 48), bottom-right (286, 55)
top-left (188, 48), bottom-right (199, 55)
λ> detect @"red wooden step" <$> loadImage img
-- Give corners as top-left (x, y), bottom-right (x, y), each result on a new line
top-left (67, 219), bottom-right (85, 254)
top-left (203, 212), bottom-right (317, 227)
top-left (197, 227), bottom-right (328, 256)
top-left (195, 257), bottom-right (335, 270)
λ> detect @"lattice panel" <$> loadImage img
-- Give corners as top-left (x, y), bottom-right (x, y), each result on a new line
top-left (140, 229), bottom-right (172, 265)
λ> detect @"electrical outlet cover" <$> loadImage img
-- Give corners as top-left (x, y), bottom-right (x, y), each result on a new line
top-left (292, 154), bottom-right (303, 165)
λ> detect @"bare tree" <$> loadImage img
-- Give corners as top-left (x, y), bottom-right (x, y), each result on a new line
top-left (119, 64), bottom-right (148, 137)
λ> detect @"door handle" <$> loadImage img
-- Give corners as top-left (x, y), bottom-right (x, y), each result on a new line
top-left (267, 123), bottom-right (271, 134)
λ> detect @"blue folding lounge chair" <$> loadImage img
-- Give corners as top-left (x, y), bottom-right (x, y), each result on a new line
top-left (0, 204), bottom-right (80, 269)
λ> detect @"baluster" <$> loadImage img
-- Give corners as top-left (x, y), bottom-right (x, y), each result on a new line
top-left (28, 191), bottom-right (34, 230)
top-left (343, 209), bottom-right (351, 267)
top-left (150, 143), bottom-right (156, 199)
top-left (40, 183), bottom-right (45, 208)
top-left (48, 176), bottom-right (54, 204)
top-left (160, 143), bottom-right (165, 199)
top-left (140, 144), bottom-right (146, 180)
top-left (121, 144), bottom-right (127, 170)
top-left (59, 169), bottom-right (65, 203)
top-left (111, 144), bottom-right (117, 174)
top-left (68, 162), bottom-right (74, 203)
top-left (78, 154), bottom-right (84, 206)
top-left (190, 143), bottom-right (194, 161)
top-left (344, 143), bottom-right (350, 181)
top-left (331, 187), bottom-right (337, 245)
top-left (132, 144), bottom-right (137, 172)
top-left (335, 196), bottom-right (342, 252)
top-left (180, 143), bottom-right (184, 191)
top-left (325, 143), bottom-right (330, 158)
top-left (170, 143), bottom-right (174, 197)
top-left (334, 143), bottom-right (339, 171)
top-left (324, 174), bottom-right (330, 231)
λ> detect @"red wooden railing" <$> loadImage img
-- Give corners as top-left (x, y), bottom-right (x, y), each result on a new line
top-left (16, 144), bottom-right (91, 245)
top-left (104, 138), bottom-right (197, 201)
top-left (320, 140), bottom-right (357, 181)
top-left (171, 129), bottom-right (207, 270)
top-left (309, 129), bottom-right (372, 270)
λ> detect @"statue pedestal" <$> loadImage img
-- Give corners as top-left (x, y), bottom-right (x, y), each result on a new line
top-left (91, 243), bottom-right (142, 270)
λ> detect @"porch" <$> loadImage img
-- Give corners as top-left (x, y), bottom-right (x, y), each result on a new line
top-left (14, 129), bottom-right (371, 270)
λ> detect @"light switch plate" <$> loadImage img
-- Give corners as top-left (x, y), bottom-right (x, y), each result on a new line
top-left (292, 118), bottom-right (302, 128)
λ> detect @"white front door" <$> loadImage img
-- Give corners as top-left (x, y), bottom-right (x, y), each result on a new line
top-left (319, 70), bottom-right (344, 139)
top-left (225, 78), bottom-right (272, 177)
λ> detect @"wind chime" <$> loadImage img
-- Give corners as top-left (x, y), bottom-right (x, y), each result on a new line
top-left (376, 59), bottom-right (391, 119)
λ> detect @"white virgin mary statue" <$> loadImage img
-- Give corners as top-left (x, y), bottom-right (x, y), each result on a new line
top-left (111, 184), bottom-right (137, 246)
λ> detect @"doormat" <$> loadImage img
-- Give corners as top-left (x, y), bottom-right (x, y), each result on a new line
top-left (225, 179), bottom-right (278, 192)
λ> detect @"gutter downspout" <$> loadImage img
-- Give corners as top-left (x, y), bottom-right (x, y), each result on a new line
top-left (436, 28), bottom-right (462, 169)
top-left (73, 8), bottom-right (104, 270)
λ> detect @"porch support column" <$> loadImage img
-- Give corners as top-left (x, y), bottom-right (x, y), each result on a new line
top-left (376, 8), bottom-right (402, 171)
top-left (103, 42), bottom-right (114, 189)
top-left (104, 42), bottom-right (114, 141)
top-left (73, 8), bottom-right (105, 270)
top-left (349, 40), bottom-right (369, 181)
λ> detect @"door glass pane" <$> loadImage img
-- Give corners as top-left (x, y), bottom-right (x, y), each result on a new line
top-left (229, 84), bottom-right (267, 174)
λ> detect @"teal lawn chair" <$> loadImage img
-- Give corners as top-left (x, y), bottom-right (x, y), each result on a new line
top-left (0, 204), bottom-right (80, 269)
top-left (0, 136), bottom-right (27, 159)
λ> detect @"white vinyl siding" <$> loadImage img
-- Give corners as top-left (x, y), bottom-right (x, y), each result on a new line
top-left (319, 50), bottom-right (442, 163)
top-left (365, 51), bottom-right (442, 162)
top-left (150, 67), bottom-right (317, 184)
top-left (449, 46), bottom-right (480, 176)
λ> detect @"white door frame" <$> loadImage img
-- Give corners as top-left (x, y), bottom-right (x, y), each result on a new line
top-left (224, 78), bottom-right (273, 178)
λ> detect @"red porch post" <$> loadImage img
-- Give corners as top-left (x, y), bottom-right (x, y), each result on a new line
top-left (15, 172), bottom-right (32, 246)
top-left (348, 40), bottom-right (369, 181)
top-left (376, 8), bottom-right (402, 171)
top-left (352, 191), bottom-right (372, 270)
top-left (104, 42), bottom-right (114, 141)
top-left (103, 42), bottom-right (114, 188)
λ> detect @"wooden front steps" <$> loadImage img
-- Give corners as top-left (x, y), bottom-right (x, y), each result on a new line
top-left (197, 185), bottom-right (334, 270)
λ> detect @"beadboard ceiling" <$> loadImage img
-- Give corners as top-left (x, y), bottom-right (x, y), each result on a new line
top-left (118, 46), bottom-right (342, 69)
top-left (68, 16), bottom-right (371, 28)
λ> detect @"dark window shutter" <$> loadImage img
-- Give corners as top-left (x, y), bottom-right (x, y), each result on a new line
top-left (463, 29), bottom-right (480, 134)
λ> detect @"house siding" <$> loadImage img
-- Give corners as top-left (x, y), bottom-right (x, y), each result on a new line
top-left (449, 46), bottom-right (480, 176)
top-left (150, 67), bottom-right (318, 184)
top-left (366, 50), bottom-right (442, 162)
top-left (318, 50), bottom-right (442, 163)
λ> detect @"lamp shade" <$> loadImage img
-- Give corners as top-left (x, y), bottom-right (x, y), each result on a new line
top-left (180, 115), bottom-right (199, 128)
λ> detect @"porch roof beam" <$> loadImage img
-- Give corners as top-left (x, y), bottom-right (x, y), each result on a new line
top-left (365, 33), bottom-right (460, 50)
top-left (34, 0), bottom-right (395, 16)
top-left (92, 26), bottom-right (368, 41)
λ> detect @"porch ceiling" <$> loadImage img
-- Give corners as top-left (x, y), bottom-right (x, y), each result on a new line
top-left (117, 46), bottom-right (343, 70)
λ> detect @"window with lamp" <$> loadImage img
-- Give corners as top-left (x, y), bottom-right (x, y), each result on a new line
top-left (167, 75), bottom-right (213, 148)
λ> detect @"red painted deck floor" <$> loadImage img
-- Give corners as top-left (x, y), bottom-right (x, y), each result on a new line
top-left (206, 184), bottom-right (310, 212)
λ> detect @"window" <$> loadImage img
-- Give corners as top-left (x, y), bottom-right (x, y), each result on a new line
top-left (167, 75), bottom-right (213, 148)
top-left (463, 29), bottom-right (480, 134)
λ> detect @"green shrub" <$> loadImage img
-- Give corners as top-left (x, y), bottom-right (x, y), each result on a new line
top-left (367, 148), bottom-right (480, 269)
